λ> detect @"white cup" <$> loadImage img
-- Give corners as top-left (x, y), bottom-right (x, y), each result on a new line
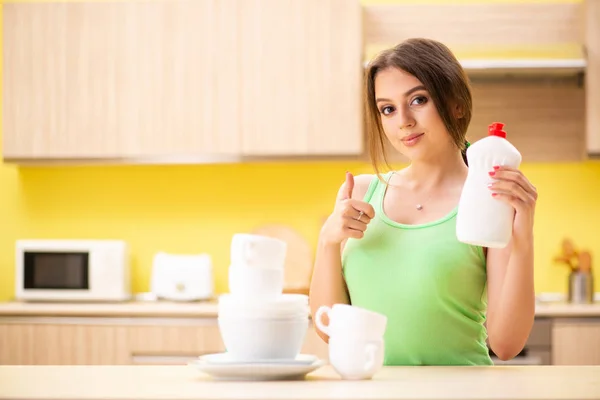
top-left (314, 304), bottom-right (387, 341)
top-left (228, 265), bottom-right (284, 301)
top-left (230, 233), bottom-right (287, 269)
top-left (329, 337), bottom-right (384, 380)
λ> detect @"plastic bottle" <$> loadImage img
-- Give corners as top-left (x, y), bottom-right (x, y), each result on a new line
top-left (456, 122), bottom-right (522, 248)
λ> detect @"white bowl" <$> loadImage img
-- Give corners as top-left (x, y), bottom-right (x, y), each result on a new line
top-left (218, 315), bottom-right (309, 361)
top-left (218, 293), bottom-right (309, 319)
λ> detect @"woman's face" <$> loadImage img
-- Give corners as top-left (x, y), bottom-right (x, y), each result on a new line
top-left (374, 67), bottom-right (455, 162)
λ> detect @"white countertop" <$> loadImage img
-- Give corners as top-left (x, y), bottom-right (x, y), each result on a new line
top-left (0, 365), bottom-right (599, 400)
top-left (0, 300), bottom-right (599, 319)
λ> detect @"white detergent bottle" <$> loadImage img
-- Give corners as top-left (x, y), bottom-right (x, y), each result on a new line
top-left (456, 122), bottom-right (522, 248)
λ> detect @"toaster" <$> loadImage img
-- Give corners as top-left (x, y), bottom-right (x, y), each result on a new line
top-left (150, 252), bottom-right (214, 301)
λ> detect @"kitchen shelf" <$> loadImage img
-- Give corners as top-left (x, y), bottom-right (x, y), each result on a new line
top-left (460, 58), bottom-right (586, 75)
top-left (363, 58), bottom-right (587, 77)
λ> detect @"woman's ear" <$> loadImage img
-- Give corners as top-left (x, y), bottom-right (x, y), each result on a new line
top-left (453, 103), bottom-right (464, 119)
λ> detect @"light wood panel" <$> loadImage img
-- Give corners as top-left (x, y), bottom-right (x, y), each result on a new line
top-left (2, 0), bottom-right (364, 162)
top-left (0, 324), bottom-right (129, 365)
top-left (585, 0), bottom-right (600, 157)
top-left (364, 3), bottom-right (583, 51)
top-left (552, 319), bottom-right (600, 365)
top-left (386, 79), bottom-right (585, 163)
top-left (2, 1), bottom-right (242, 160)
top-left (239, 0), bottom-right (363, 156)
top-left (3, 4), bottom-right (83, 158)
top-left (2, 1), bottom-right (588, 163)
top-left (0, 317), bottom-right (330, 366)
top-left (128, 322), bottom-right (224, 363)
top-left (1, 316), bottom-right (600, 366)
top-left (468, 80), bottom-right (585, 161)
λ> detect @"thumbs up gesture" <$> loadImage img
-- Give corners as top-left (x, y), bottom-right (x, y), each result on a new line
top-left (321, 172), bottom-right (376, 245)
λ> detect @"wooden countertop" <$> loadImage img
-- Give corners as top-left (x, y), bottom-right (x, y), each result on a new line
top-left (0, 300), bottom-right (599, 319)
top-left (0, 300), bottom-right (220, 318)
top-left (534, 302), bottom-right (600, 317)
top-left (1, 365), bottom-right (599, 400)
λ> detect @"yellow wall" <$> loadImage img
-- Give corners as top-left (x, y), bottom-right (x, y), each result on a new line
top-left (0, 0), bottom-right (597, 301)
top-left (1, 160), bottom-right (599, 301)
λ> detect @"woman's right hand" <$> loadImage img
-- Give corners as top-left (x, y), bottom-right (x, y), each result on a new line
top-left (321, 172), bottom-right (375, 245)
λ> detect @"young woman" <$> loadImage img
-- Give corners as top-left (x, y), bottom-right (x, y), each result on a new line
top-left (309, 38), bottom-right (538, 366)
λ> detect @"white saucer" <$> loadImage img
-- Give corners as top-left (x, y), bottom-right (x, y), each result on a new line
top-left (189, 354), bottom-right (325, 381)
top-left (199, 353), bottom-right (318, 366)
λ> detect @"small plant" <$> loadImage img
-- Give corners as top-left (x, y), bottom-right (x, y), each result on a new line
top-left (554, 238), bottom-right (592, 273)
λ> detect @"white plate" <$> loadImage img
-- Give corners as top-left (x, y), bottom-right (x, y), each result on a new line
top-left (188, 357), bottom-right (326, 381)
top-left (199, 353), bottom-right (318, 366)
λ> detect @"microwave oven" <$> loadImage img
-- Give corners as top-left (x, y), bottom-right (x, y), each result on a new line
top-left (15, 239), bottom-right (131, 302)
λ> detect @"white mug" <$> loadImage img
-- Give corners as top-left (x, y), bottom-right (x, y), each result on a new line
top-left (230, 233), bottom-right (287, 269)
top-left (228, 265), bottom-right (284, 301)
top-left (329, 337), bottom-right (384, 380)
top-left (314, 304), bottom-right (387, 340)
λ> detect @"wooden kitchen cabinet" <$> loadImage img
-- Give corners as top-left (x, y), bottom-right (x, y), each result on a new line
top-left (2, 1), bottom-right (241, 160)
top-left (238, 0), bottom-right (363, 156)
top-left (0, 319), bottom-right (226, 366)
top-left (0, 317), bottom-right (329, 365)
top-left (127, 319), bottom-right (225, 365)
top-left (2, 0), bottom-right (363, 163)
top-left (0, 323), bottom-right (130, 365)
top-left (129, 321), bottom-right (329, 365)
top-left (585, 0), bottom-right (600, 158)
top-left (552, 318), bottom-right (600, 365)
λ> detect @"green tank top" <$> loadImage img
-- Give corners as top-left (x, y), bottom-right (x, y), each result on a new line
top-left (342, 172), bottom-right (492, 366)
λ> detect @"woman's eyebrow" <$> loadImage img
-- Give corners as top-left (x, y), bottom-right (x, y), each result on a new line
top-left (376, 85), bottom-right (426, 103)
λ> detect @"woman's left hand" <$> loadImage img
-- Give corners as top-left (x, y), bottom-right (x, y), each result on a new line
top-left (488, 165), bottom-right (538, 247)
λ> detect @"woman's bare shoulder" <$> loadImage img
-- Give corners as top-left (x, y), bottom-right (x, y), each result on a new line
top-left (334, 173), bottom-right (377, 201)
top-left (353, 174), bottom-right (377, 200)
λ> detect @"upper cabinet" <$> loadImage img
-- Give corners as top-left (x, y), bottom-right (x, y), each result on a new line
top-left (238, 1), bottom-right (363, 157)
top-left (3, 2), bottom-right (241, 161)
top-left (2, 0), bottom-right (364, 164)
top-left (362, 1), bottom-right (585, 69)
top-left (362, 0), bottom-right (598, 163)
top-left (3, 0), bottom-right (598, 164)
top-left (585, 0), bottom-right (600, 159)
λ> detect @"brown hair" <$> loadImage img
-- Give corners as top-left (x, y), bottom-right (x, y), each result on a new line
top-left (364, 38), bottom-right (473, 176)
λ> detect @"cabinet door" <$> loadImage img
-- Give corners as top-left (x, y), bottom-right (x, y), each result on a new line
top-left (127, 320), bottom-right (225, 365)
top-left (585, 0), bottom-right (600, 157)
top-left (552, 319), bottom-right (600, 365)
top-left (2, 2), bottom-right (241, 161)
top-left (0, 324), bottom-right (129, 365)
top-left (239, 0), bottom-right (363, 156)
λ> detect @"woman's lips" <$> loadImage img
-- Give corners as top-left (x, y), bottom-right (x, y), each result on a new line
top-left (401, 133), bottom-right (424, 147)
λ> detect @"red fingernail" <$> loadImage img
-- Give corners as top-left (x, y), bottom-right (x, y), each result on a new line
top-left (492, 193), bottom-right (497, 196)
top-left (489, 171), bottom-right (495, 176)
top-left (493, 165), bottom-right (500, 170)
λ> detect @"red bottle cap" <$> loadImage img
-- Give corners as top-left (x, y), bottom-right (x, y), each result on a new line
top-left (488, 122), bottom-right (506, 138)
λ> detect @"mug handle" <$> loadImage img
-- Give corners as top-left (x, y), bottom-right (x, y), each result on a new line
top-left (243, 242), bottom-right (254, 265)
top-left (364, 342), bottom-right (378, 372)
top-left (314, 306), bottom-right (332, 337)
